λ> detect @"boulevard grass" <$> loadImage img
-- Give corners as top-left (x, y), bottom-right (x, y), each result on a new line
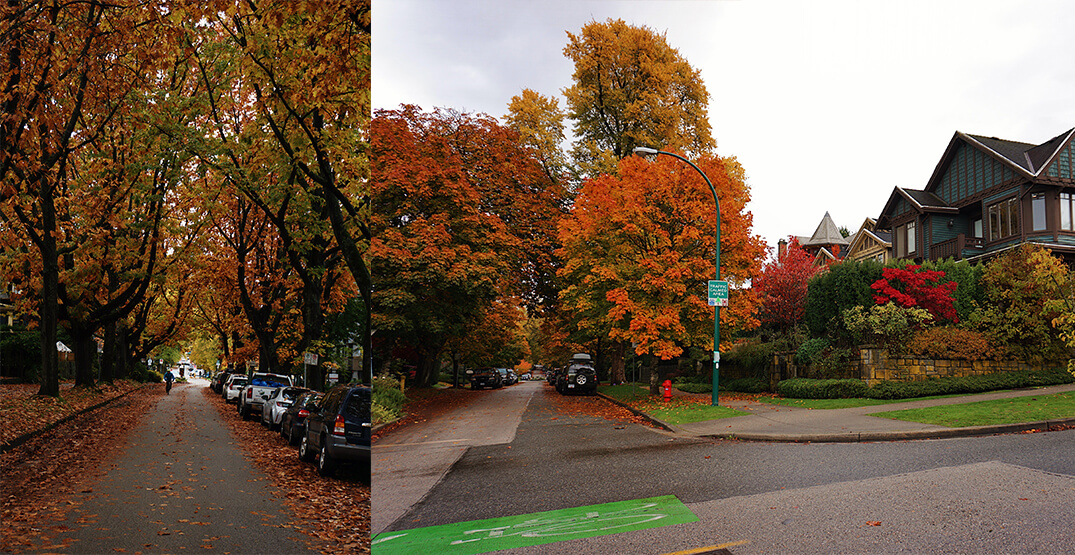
top-left (599, 384), bottom-right (747, 425)
top-left (869, 391), bottom-right (1075, 427)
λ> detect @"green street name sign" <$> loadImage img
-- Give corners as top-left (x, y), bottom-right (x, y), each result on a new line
top-left (707, 280), bottom-right (729, 307)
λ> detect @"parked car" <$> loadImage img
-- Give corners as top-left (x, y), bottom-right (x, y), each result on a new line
top-left (467, 367), bottom-right (502, 389)
top-left (212, 371), bottom-right (237, 394)
top-left (546, 368), bottom-right (560, 386)
top-left (260, 386), bottom-right (310, 430)
top-left (299, 384), bottom-right (371, 478)
top-left (224, 375), bottom-right (249, 403)
top-left (238, 373), bottom-right (294, 420)
top-left (280, 391), bottom-right (324, 446)
top-left (518, 371), bottom-right (532, 381)
top-left (497, 368), bottom-right (518, 385)
top-left (556, 353), bottom-right (598, 395)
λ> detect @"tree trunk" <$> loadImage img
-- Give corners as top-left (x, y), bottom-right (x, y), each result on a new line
top-left (71, 327), bottom-right (97, 388)
top-left (36, 180), bottom-right (60, 397)
top-left (100, 321), bottom-right (115, 383)
top-left (648, 356), bottom-right (660, 395)
top-left (610, 341), bottom-right (626, 384)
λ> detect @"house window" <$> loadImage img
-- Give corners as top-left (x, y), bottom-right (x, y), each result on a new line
top-left (897, 220), bottom-right (916, 257)
top-left (972, 218), bottom-right (982, 238)
top-left (988, 197), bottom-right (1019, 240)
top-left (1031, 192), bottom-right (1046, 231)
top-left (1062, 192), bottom-right (1074, 231)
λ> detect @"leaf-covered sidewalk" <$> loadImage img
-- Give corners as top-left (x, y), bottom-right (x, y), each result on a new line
top-left (0, 379), bottom-right (146, 448)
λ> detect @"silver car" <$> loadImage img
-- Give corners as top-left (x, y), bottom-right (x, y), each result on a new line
top-left (260, 386), bottom-right (310, 430)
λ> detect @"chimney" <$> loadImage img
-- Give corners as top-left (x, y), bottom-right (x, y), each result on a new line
top-left (777, 239), bottom-right (787, 260)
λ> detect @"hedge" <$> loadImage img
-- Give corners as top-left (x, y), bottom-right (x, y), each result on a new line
top-left (776, 369), bottom-right (1074, 400)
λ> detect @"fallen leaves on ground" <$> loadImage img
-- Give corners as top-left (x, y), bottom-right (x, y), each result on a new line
top-left (0, 380), bottom-right (145, 447)
top-left (202, 388), bottom-right (370, 554)
top-left (1, 385), bottom-right (157, 552)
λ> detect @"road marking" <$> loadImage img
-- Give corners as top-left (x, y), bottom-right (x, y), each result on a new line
top-left (371, 495), bottom-right (698, 554)
top-left (661, 539), bottom-right (751, 554)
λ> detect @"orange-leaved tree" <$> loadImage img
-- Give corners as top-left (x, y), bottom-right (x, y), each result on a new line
top-left (557, 154), bottom-right (763, 384)
top-left (371, 106), bottom-right (566, 387)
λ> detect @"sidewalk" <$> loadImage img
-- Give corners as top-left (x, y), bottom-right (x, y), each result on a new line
top-left (666, 382), bottom-right (1075, 442)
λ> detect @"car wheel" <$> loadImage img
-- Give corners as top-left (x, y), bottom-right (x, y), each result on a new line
top-left (299, 431), bottom-right (316, 462)
top-left (317, 441), bottom-right (337, 477)
top-left (287, 423), bottom-right (300, 446)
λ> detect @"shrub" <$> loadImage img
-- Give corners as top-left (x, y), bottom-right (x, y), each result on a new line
top-left (843, 303), bottom-right (932, 355)
top-left (777, 378), bottom-right (868, 399)
top-left (373, 377), bottom-right (406, 416)
top-left (721, 340), bottom-right (776, 380)
top-left (674, 382), bottom-right (712, 394)
top-left (805, 259), bottom-right (884, 339)
top-left (723, 377), bottom-right (768, 393)
top-left (865, 368), bottom-right (1075, 400)
top-left (372, 402), bottom-right (396, 425)
top-left (814, 347), bottom-right (854, 379)
top-left (795, 338), bottom-right (829, 367)
top-left (907, 327), bottom-right (1004, 361)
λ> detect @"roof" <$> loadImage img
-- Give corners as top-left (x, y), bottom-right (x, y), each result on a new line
top-left (926, 128), bottom-right (1075, 188)
top-left (802, 212), bottom-right (850, 247)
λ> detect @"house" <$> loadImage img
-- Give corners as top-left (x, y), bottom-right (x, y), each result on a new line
top-left (845, 218), bottom-right (893, 263)
top-left (797, 212), bottom-right (851, 267)
top-left (877, 128), bottom-right (1075, 264)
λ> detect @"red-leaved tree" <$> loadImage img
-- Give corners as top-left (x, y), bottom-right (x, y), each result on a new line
top-left (754, 238), bottom-right (820, 331)
top-left (871, 265), bottom-right (958, 324)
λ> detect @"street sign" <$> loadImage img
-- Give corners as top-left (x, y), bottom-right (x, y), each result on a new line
top-left (707, 280), bottom-right (729, 307)
top-left (304, 352), bottom-right (318, 365)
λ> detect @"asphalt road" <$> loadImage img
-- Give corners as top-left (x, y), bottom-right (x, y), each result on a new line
top-left (376, 381), bottom-right (1075, 554)
top-left (43, 382), bottom-right (317, 554)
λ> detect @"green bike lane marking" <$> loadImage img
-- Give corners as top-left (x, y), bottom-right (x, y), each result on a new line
top-left (372, 495), bottom-right (698, 554)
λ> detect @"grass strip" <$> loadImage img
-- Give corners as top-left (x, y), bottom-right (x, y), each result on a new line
top-left (867, 392), bottom-right (1075, 427)
top-left (599, 384), bottom-right (747, 425)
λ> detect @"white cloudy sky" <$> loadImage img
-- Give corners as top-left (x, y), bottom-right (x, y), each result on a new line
top-left (373, 0), bottom-right (1075, 254)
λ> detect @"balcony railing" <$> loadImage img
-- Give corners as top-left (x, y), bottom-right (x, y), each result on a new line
top-left (930, 234), bottom-right (984, 261)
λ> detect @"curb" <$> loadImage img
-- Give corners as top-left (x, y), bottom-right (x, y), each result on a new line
top-left (1, 382), bottom-right (150, 453)
top-left (597, 392), bottom-right (676, 432)
top-left (695, 417), bottom-right (1075, 443)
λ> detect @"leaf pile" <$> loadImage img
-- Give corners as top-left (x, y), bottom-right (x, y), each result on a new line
top-left (201, 388), bottom-right (370, 554)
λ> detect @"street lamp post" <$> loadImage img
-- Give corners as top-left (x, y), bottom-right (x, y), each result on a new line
top-left (633, 146), bottom-right (722, 406)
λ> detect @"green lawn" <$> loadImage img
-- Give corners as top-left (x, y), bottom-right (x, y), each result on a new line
top-left (599, 384), bottom-right (748, 425)
top-left (868, 391), bottom-right (1075, 427)
top-left (756, 392), bottom-right (976, 410)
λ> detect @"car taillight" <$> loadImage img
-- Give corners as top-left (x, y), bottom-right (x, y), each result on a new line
top-left (298, 409), bottom-right (309, 418)
top-left (333, 414), bottom-right (346, 436)
top-left (246, 388), bottom-right (252, 398)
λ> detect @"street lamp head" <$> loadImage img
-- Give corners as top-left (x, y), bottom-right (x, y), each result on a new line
top-left (632, 146), bottom-right (660, 157)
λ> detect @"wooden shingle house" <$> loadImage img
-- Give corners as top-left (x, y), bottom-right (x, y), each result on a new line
top-left (877, 128), bottom-right (1075, 264)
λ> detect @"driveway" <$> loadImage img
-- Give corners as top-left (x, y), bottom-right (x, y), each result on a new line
top-left (372, 381), bottom-right (538, 534)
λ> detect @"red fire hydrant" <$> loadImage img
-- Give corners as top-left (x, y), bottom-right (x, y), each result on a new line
top-left (662, 379), bottom-right (673, 402)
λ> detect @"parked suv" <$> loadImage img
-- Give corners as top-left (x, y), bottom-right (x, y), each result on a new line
top-left (299, 385), bottom-right (371, 478)
top-left (556, 353), bottom-right (598, 395)
top-left (467, 367), bottom-right (502, 389)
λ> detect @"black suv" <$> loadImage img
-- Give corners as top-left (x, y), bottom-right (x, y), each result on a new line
top-left (467, 367), bottom-right (502, 389)
top-left (556, 353), bottom-right (598, 395)
top-left (299, 385), bottom-right (371, 478)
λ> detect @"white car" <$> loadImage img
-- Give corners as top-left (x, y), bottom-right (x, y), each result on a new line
top-left (260, 387), bottom-right (310, 430)
top-left (224, 375), bottom-right (248, 404)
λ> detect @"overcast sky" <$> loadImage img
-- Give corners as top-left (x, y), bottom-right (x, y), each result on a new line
top-left (373, 0), bottom-right (1075, 254)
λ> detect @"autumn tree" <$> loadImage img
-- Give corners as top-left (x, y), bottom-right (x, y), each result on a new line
top-left (967, 244), bottom-right (1071, 364)
top-left (505, 89), bottom-right (572, 190)
top-left (1, 1), bottom-right (188, 394)
top-left (188, 1), bottom-right (369, 386)
top-left (557, 154), bottom-right (764, 384)
top-left (754, 238), bottom-right (821, 332)
top-left (563, 18), bottom-right (714, 177)
top-left (371, 106), bottom-right (565, 387)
